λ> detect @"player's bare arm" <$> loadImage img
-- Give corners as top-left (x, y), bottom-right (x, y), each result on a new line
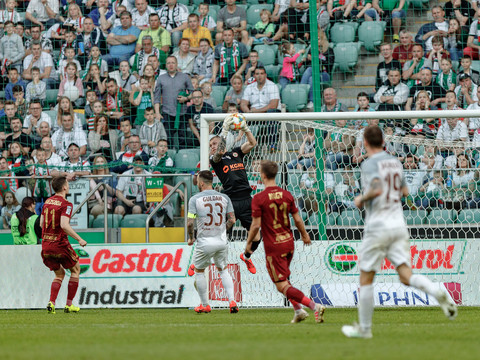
top-left (187, 218), bottom-right (195, 245)
top-left (212, 137), bottom-right (226, 163)
top-left (226, 212), bottom-right (236, 230)
top-left (292, 212), bottom-right (311, 246)
top-left (402, 185), bottom-right (409, 198)
top-left (240, 128), bottom-right (257, 154)
top-left (60, 216), bottom-right (87, 247)
top-left (355, 178), bottom-right (382, 208)
top-left (245, 216), bottom-right (261, 254)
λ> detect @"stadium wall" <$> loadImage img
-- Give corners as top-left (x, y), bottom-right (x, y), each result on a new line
top-left (1, 241), bottom-right (475, 309)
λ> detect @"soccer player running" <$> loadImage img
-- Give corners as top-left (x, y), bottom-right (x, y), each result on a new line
top-left (41, 176), bottom-right (87, 314)
top-left (342, 126), bottom-right (457, 339)
top-left (187, 170), bottom-right (238, 313)
top-left (245, 160), bottom-right (325, 324)
top-left (208, 116), bottom-right (260, 274)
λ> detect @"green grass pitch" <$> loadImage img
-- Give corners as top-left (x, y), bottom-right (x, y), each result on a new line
top-left (0, 307), bottom-right (478, 360)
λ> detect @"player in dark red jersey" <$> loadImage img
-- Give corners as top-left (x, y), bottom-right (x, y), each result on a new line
top-left (245, 160), bottom-right (325, 323)
top-left (40, 176), bottom-right (87, 314)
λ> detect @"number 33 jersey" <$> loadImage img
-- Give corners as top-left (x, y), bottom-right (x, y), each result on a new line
top-left (41, 194), bottom-right (73, 244)
top-left (251, 186), bottom-right (299, 255)
top-left (361, 151), bottom-right (406, 230)
top-left (188, 190), bottom-right (234, 247)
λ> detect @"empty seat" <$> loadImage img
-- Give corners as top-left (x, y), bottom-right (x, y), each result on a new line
top-left (358, 21), bottom-right (386, 52)
top-left (175, 150), bottom-right (200, 170)
top-left (333, 42), bottom-right (360, 73)
top-left (265, 64), bottom-right (281, 82)
top-left (457, 209), bottom-right (480, 224)
top-left (121, 214), bottom-right (149, 228)
top-left (92, 214), bottom-right (122, 228)
top-left (45, 89), bottom-right (59, 108)
top-left (281, 84), bottom-right (309, 112)
top-left (253, 44), bottom-right (276, 66)
top-left (403, 210), bottom-right (427, 225)
top-left (337, 209), bottom-right (363, 226)
top-left (211, 85), bottom-right (228, 110)
top-left (426, 209), bottom-right (456, 225)
top-left (330, 23), bottom-right (356, 44)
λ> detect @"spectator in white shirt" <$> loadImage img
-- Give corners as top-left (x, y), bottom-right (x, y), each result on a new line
top-left (23, 41), bottom-right (56, 89)
top-left (25, 0), bottom-right (59, 31)
top-left (51, 113), bottom-right (88, 158)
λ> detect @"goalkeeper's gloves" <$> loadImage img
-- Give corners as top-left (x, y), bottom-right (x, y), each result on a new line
top-left (240, 119), bottom-right (251, 133)
top-left (221, 115), bottom-right (234, 138)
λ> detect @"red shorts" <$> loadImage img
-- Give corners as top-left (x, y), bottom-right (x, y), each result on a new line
top-left (265, 250), bottom-right (294, 283)
top-left (41, 241), bottom-right (79, 271)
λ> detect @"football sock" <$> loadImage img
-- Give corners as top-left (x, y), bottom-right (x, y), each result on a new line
top-left (289, 299), bottom-right (302, 311)
top-left (195, 272), bottom-right (209, 306)
top-left (358, 284), bottom-right (374, 331)
top-left (286, 287), bottom-right (316, 311)
top-left (219, 269), bottom-right (235, 302)
top-left (66, 277), bottom-right (79, 306)
top-left (244, 240), bottom-right (260, 259)
top-left (49, 279), bottom-right (62, 304)
top-left (409, 274), bottom-right (438, 297)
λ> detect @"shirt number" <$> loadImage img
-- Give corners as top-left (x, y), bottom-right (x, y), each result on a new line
top-left (269, 202), bottom-right (288, 229)
top-left (204, 203), bottom-right (224, 226)
top-left (44, 209), bottom-right (55, 230)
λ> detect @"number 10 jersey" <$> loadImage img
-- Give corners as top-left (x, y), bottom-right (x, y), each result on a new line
top-left (188, 190), bottom-right (234, 248)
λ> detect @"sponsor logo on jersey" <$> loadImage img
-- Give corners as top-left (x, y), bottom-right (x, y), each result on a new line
top-left (325, 240), bottom-right (467, 275)
top-left (222, 163), bottom-right (245, 173)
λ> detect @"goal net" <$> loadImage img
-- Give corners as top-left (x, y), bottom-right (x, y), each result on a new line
top-left (200, 110), bottom-right (480, 308)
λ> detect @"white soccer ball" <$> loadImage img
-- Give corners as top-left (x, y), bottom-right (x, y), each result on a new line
top-left (228, 113), bottom-right (246, 131)
top-left (64, 85), bottom-right (80, 102)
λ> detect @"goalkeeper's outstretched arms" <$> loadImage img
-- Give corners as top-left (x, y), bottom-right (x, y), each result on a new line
top-left (240, 121), bottom-right (256, 154)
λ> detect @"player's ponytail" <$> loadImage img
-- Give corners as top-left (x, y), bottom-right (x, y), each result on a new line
top-left (17, 197), bottom-right (35, 237)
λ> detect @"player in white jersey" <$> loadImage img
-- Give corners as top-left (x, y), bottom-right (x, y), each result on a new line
top-left (342, 125), bottom-right (457, 339)
top-left (187, 170), bottom-right (238, 314)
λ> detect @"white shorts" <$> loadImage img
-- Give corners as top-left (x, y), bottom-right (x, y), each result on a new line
top-left (193, 242), bottom-right (228, 270)
top-left (359, 226), bottom-right (410, 273)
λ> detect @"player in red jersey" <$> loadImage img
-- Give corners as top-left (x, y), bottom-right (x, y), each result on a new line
top-left (40, 176), bottom-right (87, 314)
top-left (245, 160), bottom-right (325, 323)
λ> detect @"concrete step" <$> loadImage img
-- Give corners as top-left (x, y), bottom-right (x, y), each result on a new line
top-left (336, 97), bottom-right (358, 108)
top-left (354, 75), bottom-right (376, 86)
top-left (337, 86), bottom-right (372, 98)
top-left (355, 64), bottom-right (378, 75)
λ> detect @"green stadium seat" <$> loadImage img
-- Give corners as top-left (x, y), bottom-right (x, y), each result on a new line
top-left (408, 0), bottom-right (429, 8)
top-left (332, 42), bottom-right (359, 73)
top-left (45, 89), bottom-right (59, 108)
top-left (247, 0), bottom-right (260, 4)
top-left (211, 85), bottom-right (228, 109)
top-left (175, 176), bottom-right (193, 199)
top-left (89, 215), bottom-right (94, 228)
top-left (330, 23), bottom-right (356, 45)
top-left (247, 4), bottom-right (274, 26)
top-left (403, 210), bottom-right (427, 225)
top-left (253, 44), bottom-right (276, 66)
top-left (265, 64), bottom-right (281, 82)
top-left (236, 4), bottom-right (247, 12)
top-left (308, 213), bottom-right (335, 226)
top-left (358, 21), bottom-right (387, 52)
top-left (287, 170), bottom-right (303, 198)
top-left (93, 214), bottom-right (122, 228)
top-left (175, 150), bottom-right (200, 170)
top-left (457, 209), bottom-right (480, 224)
top-left (281, 84), bottom-right (309, 112)
top-left (337, 209), bottom-right (363, 226)
top-left (121, 214), bottom-right (149, 228)
top-left (186, 5), bottom-right (196, 13)
top-left (45, 110), bottom-right (57, 124)
top-left (327, 213), bottom-right (338, 226)
top-left (471, 60), bottom-right (480, 73)
top-left (177, 0), bottom-right (189, 4)
top-left (18, 12), bottom-right (26, 21)
top-left (0, 91), bottom-right (4, 100)
top-left (426, 209), bottom-right (456, 225)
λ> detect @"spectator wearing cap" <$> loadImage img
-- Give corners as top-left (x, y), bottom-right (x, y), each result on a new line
top-left (402, 44), bottom-right (433, 88)
top-left (51, 113), bottom-right (88, 158)
top-left (405, 67), bottom-right (446, 110)
top-left (454, 73), bottom-right (478, 108)
top-left (376, 43), bottom-right (402, 92)
top-left (374, 69), bottom-right (409, 112)
top-left (110, 135), bottom-right (149, 174)
top-left (393, 30), bottom-right (415, 67)
top-left (415, 6), bottom-right (448, 52)
top-left (114, 155), bottom-right (151, 215)
top-left (51, 143), bottom-right (91, 181)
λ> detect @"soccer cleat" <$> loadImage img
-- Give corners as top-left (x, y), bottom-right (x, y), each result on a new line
top-left (194, 304), bottom-right (211, 313)
top-left (436, 290), bottom-right (458, 320)
top-left (188, 264), bottom-right (195, 277)
top-left (291, 309), bottom-right (309, 323)
top-left (314, 304), bottom-right (326, 323)
top-left (240, 253), bottom-right (257, 274)
top-left (47, 301), bottom-right (56, 314)
top-left (342, 323), bottom-right (373, 339)
top-left (64, 304), bottom-right (80, 313)
top-left (229, 301), bottom-right (239, 314)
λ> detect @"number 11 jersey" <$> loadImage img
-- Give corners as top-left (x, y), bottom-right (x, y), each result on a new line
top-left (41, 194), bottom-right (73, 244)
top-left (251, 186), bottom-right (299, 255)
top-left (188, 190), bottom-right (234, 248)
top-left (361, 151), bottom-right (406, 230)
